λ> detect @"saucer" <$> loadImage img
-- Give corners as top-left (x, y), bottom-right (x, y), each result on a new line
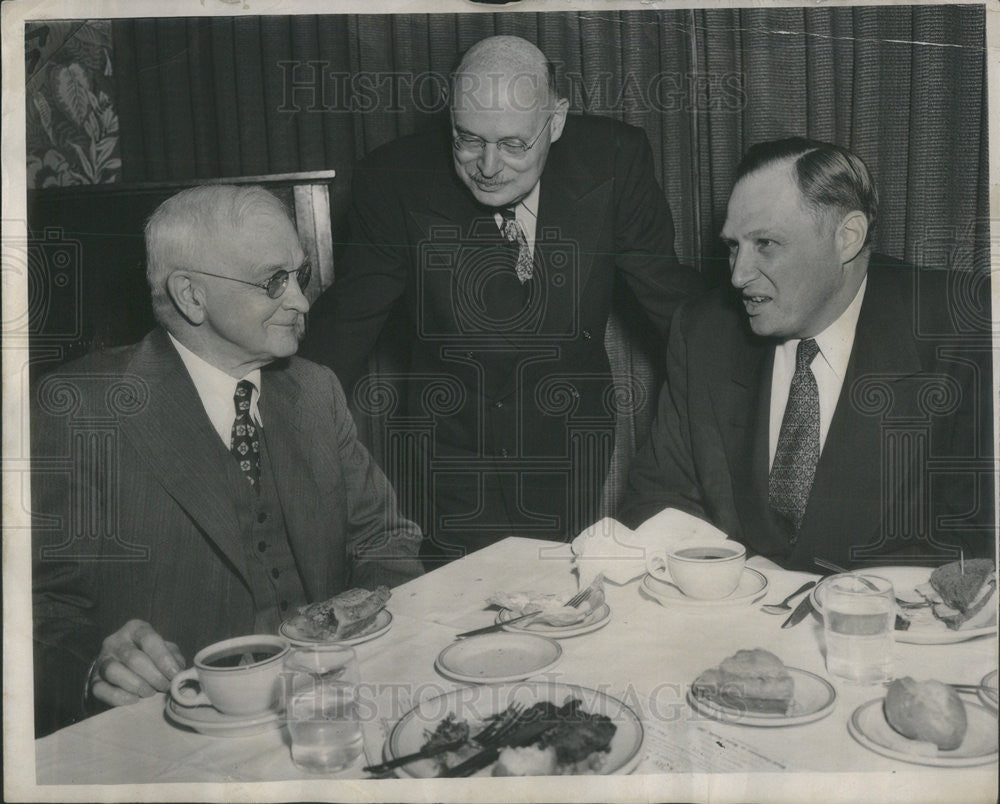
top-left (164, 696), bottom-right (282, 738)
top-left (642, 568), bottom-right (768, 609)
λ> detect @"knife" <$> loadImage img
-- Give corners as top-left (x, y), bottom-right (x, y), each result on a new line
top-left (781, 595), bottom-right (815, 629)
top-left (455, 611), bottom-right (542, 639)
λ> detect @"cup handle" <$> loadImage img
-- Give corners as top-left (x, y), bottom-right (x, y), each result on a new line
top-left (169, 668), bottom-right (210, 707)
top-left (645, 549), bottom-right (668, 577)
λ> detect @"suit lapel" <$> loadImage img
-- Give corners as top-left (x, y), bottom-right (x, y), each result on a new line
top-left (535, 157), bottom-right (608, 339)
top-left (792, 269), bottom-right (924, 565)
top-left (716, 329), bottom-right (792, 557)
top-left (119, 329), bottom-right (249, 581)
top-left (259, 366), bottom-right (329, 602)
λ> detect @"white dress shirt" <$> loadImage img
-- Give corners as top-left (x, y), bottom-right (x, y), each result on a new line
top-left (768, 276), bottom-right (868, 469)
top-left (168, 333), bottom-right (262, 446)
top-left (493, 180), bottom-right (540, 257)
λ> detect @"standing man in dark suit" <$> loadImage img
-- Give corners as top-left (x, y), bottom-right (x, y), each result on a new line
top-left (620, 138), bottom-right (994, 571)
top-left (303, 35), bottom-right (704, 565)
top-left (31, 185), bottom-right (423, 735)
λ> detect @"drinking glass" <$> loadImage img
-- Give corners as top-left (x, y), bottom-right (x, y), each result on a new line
top-left (822, 573), bottom-right (895, 684)
top-left (282, 645), bottom-right (364, 773)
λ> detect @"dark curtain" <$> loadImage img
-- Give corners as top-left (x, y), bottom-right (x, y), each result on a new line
top-left (113, 6), bottom-right (987, 272)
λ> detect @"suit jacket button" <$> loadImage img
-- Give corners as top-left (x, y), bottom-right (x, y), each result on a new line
top-left (271, 568), bottom-right (280, 579)
top-left (257, 541), bottom-right (267, 553)
top-left (257, 511), bottom-right (268, 523)
top-left (582, 329), bottom-right (592, 340)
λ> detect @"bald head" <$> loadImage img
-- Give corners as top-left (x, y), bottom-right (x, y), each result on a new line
top-left (451, 35), bottom-right (559, 114)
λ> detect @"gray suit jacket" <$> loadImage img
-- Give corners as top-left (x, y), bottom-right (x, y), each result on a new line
top-left (32, 327), bottom-right (423, 734)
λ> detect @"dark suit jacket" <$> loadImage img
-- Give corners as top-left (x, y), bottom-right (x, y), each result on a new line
top-left (303, 115), bottom-right (704, 554)
top-left (620, 258), bottom-right (995, 571)
top-left (32, 328), bottom-right (423, 734)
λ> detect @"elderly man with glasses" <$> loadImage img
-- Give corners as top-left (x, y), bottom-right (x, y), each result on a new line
top-left (303, 35), bottom-right (704, 567)
top-left (31, 185), bottom-right (423, 735)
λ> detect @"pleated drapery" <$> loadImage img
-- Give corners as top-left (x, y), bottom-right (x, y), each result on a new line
top-left (112, 7), bottom-right (988, 272)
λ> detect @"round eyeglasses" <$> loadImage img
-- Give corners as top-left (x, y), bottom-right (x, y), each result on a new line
top-left (188, 259), bottom-right (312, 299)
top-left (452, 112), bottom-right (554, 158)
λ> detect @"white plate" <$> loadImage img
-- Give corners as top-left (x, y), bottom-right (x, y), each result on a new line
top-left (164, 696), bottom-right (282, 738)
top-left (810, 566), bottom-right (997, 644)
top-left (435, 633), bottom-right (562, 684)
top-left (979, 669), bottom-right (999, 711)
top-left (848, 697), bottom-right (999, 766)
top-left (496, 603), bottom-right (612, 638)
top-left (641, 568), bottom-right (768, 609)
top-left (686, 667), bottom-right (836, 727)
top-left (384, 681), bottom-right (644, 777)
top-left (279, 609), bottom-right (392, 647)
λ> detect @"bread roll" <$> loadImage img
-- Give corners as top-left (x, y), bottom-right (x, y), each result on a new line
top-left (884, 677), bottom-right (967, 750)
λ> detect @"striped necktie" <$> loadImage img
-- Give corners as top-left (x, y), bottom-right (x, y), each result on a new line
top-left (499, 206), bottom-right (533, 283)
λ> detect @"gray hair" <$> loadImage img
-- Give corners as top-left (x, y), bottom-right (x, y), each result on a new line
top-left (144, 185), bottom-right (291, 323)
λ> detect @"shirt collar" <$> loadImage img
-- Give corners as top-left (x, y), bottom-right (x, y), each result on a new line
top-left (517, 180), bottom-right (540, 220)
top-left (167, 331), bottom-right (262, 435)
top-left (807, 274), bottom-right (868, 380)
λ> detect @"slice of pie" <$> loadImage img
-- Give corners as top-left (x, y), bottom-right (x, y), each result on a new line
top-left (692, 649), bottom-right (795, 715)
top-left (287, 586), bottom-right (391, 641)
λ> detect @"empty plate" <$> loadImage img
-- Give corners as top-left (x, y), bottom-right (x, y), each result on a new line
top-left (848, 697), bottom-right (999, 766)
top-left (642, 568), bottom-right (768, 609)
top-left (434, 633), bottom-right (562, 683)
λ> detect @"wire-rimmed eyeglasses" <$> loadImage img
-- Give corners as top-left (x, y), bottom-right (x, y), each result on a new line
top-left (188, 259), bottom-right (312, 299)
top-left (452, 112), bottom-right (555, 158)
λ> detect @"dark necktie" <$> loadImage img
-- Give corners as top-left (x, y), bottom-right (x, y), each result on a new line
top-left (230, 379), bottom-right (260, 492)
top-left (769, 338), bottom-right (821, 536)
top-left (499, 206), bottom-right (533, 283)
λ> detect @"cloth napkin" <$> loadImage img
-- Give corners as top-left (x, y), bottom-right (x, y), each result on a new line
top-left (571, 510), bottom-right (730, 586)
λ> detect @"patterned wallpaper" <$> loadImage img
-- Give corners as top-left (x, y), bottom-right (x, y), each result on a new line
top-left (25, 20), bottom-right (122, 188)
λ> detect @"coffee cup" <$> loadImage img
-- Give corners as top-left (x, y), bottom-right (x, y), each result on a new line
top-left (169, 634), bottom-right (290, 716)
top-left (646, 540), bottom-right (747, 599)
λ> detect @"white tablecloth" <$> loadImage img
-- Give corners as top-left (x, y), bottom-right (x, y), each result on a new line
top-left (32, 538), bottom-right (999, 801)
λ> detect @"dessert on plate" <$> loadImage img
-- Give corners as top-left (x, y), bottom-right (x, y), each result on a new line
top-left (285, 586), bottom-right (390, 641)
top-left (691, 648), bottom-right (795, 715)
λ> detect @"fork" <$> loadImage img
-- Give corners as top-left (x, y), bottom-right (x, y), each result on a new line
top-left (455, 583), bottom-right (596, 638)
top-left (363, 702), bottom-right (525, 775)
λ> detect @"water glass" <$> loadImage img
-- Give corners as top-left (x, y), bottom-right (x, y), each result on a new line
top-left (822, 573), bottom-right (895, 684)
top-left (282, 645), bottom-right (364, 773)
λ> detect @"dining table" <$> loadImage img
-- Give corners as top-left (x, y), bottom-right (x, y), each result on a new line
top-left (31, 537), bottom-right (999, 802)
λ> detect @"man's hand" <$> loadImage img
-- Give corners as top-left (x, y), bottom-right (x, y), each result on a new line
top-left (89, 620), bottom-right (185, 707)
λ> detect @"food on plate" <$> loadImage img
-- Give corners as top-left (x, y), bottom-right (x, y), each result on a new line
top-left (286, 586), bottom-right (390, 641)
top-left (420, 698), bottom-right (617, 776)
top-left (883, 677), bottom-right (967, 750)
top-left (488, 576), bottom-right (605, 627)
top-left (691, 649), bottom-right (795, 714)
top-left (912, 559), bottom-right (996, 631)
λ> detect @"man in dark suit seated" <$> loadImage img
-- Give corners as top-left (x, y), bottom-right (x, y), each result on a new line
top-left (619, 138), bottom-right (994, 571)
top-left (302, 35), bottom-right (704, 567)
top-left (31, 185), bottom-right (423, 736)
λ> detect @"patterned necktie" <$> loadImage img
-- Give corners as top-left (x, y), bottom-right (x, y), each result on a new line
top-left (230, 379), bottom-right (261, 492)
top-left (499, 206), bottom-right (533, 283)
top-left (769, 338), bottom-right (821, 537)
